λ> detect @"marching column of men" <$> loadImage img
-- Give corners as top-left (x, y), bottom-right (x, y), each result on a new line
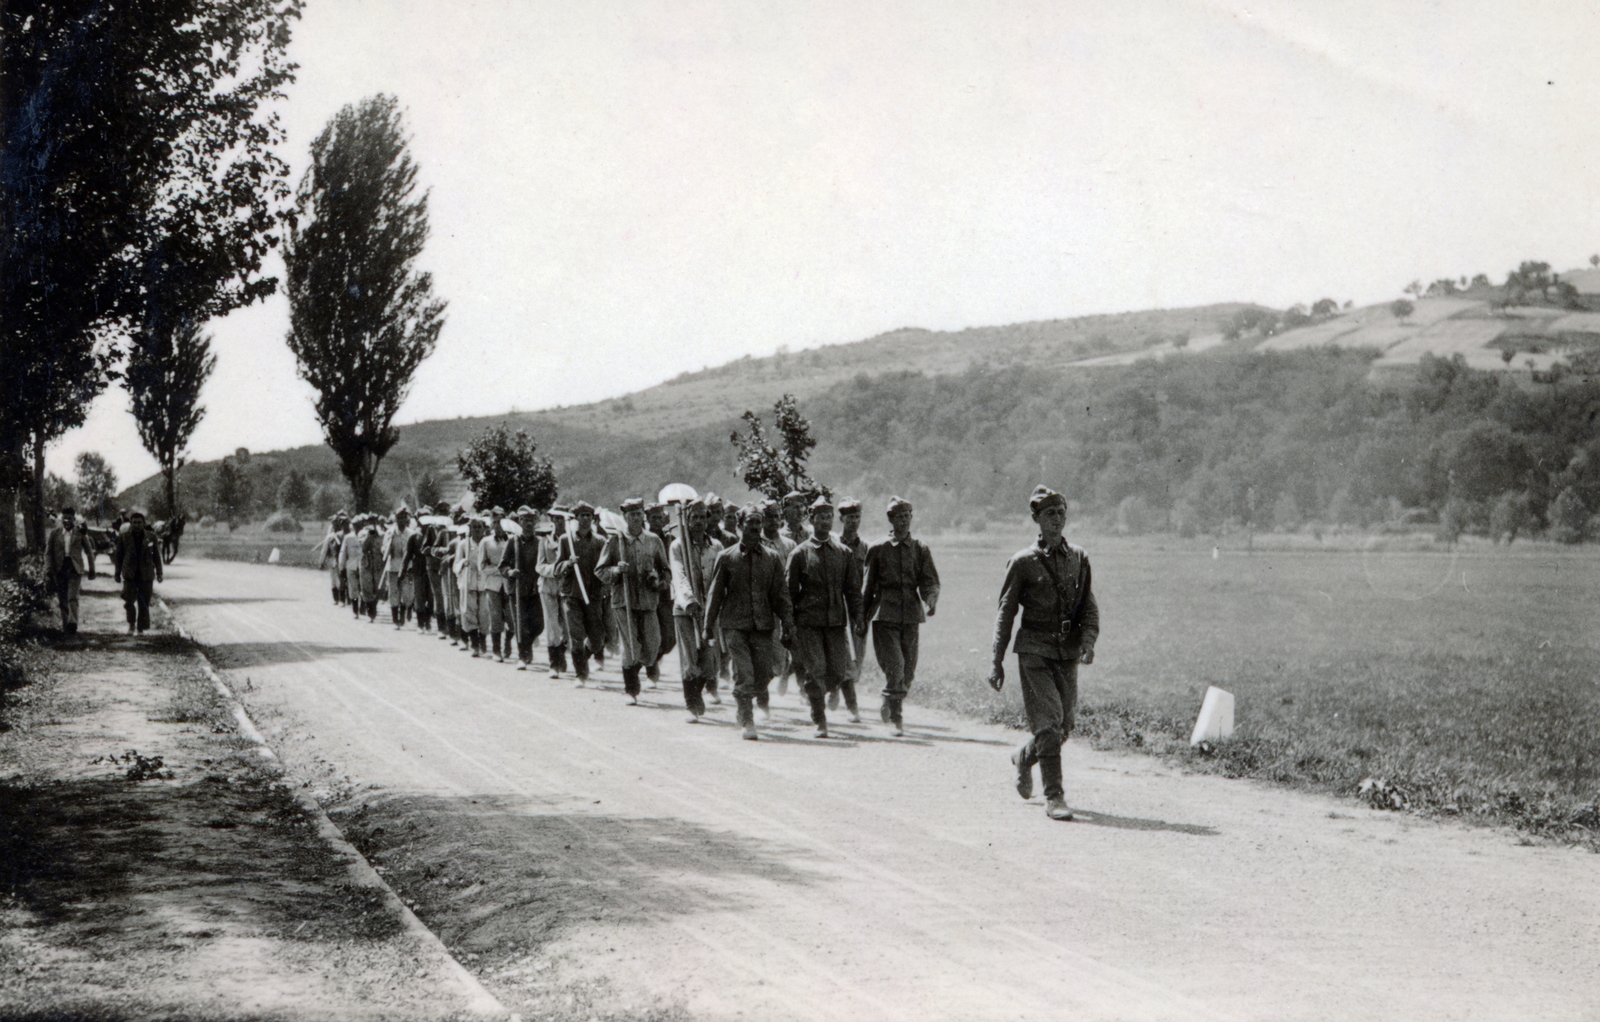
top-left (303, 483), bottom-right (1098, 820)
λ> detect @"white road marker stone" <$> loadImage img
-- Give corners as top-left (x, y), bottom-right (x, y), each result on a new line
top-left (1190, 685), bottom-right (1236, 745)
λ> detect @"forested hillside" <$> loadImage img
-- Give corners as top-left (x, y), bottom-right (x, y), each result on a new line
top-left (125, 342), bottom-right (1600, 545)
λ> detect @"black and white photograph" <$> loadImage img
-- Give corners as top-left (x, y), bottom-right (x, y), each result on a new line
top-left (3, 2), bottom-right (1599, 1020)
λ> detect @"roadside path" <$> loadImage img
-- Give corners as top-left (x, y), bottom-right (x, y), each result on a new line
top-left (164, 557), bottom-right (1600, 1022)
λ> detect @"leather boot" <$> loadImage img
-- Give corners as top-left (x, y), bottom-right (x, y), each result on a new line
top-left (623, 665), bottom-right (641, 701)
top-left (888, 697), bottom-right (905, 736)
top-left (737, 697), bottom-right (758, 740)
top-left (842, 682), bottom-right (861, 723)
top-left (808, 692), bottom-right (828, 737)
top-left (1012, 743), bottom-right (1035, 800)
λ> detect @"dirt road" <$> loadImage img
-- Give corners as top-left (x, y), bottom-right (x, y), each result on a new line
top-left (163, 557), bottom-right (1599, 1022)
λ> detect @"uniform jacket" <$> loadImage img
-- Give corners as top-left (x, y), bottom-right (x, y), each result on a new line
top-left (991, 537), bottom-right (1098, 663)
top-left (787, 534), bottom-right (864, 629)
top-left (704, 539), bottom-right (795, 634)
top-left (381, 527), bottom-right (408, 574)
top-left (862, 535), bottom-right (940, 624)
top-left (670, 532), bottom-right (723, 614)
top-left (762, 530), bottom-right (796, 562)
top-left (556, 530), bottom-right (605, 602)
top-left (115, 526), bottom-right (163, 583)
top-left (597, 530), bottom-right (670, 612)
top-left (498, 534), bottom-right (541, 599)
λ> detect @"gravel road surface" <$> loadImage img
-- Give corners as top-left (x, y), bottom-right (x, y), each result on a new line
top-left (162, 557), bottom-right (1600, 1022)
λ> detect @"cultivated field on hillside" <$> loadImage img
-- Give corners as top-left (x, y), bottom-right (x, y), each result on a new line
top-left (906, 527), bottom-right (1600, 837)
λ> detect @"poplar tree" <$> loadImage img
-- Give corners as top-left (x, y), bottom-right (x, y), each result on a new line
top-left (283, 94), bottom-right (447, 513)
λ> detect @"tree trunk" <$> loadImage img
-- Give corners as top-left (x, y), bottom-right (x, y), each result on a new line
top-left (24, 433), bottom-right (46, 553)
top-left (163, 462), bottom-right (178, 521)
top-left (0, 438), bottom-right (26, 578)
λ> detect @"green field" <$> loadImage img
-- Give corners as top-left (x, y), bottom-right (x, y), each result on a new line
top-left (908, 527), bottom-right (1600, 841)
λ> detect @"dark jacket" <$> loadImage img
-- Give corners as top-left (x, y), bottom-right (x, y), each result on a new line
top-left (862, 536), bottom-right (940, 625)
top-left (991, 538), bottom-right (1098, 663)
top-left (556, 530), bottom-right (605, 602)
top-left (705, 539), bottom-right (795, 634)
top-left (115, 525), bottom-right (163, 583)
top-left (498, 534), bottom-right (542, 599)
top-left (787, 535), bottom-right (864, 629)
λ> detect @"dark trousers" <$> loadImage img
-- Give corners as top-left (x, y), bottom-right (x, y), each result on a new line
top-left (794, 625), bottom-right (852, 724)
top-left (565, 595), bottom-right (608, 679)
top-left (411, 567), bottom-right (433, 628)
top-left (675, 612), bottom-right (719, 715)
top-left (121, 575), bottom-right (154, 632)
top-left (512, 587), bottom-right (544, 663)
top-left (725, 627), bottom-right (778, 725)
top-left (649, 598), bottom-right (675, 679)
top-left (872, 621), bottom-right (919, 720)
top-left (1015, 654), bottom-right (1079, 800)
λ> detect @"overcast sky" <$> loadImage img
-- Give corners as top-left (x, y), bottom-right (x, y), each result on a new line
top-left (50, 0), bottom-right (1600, 484)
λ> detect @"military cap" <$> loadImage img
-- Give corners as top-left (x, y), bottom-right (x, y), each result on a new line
top-left (837, 498), bottom-right (861, 515)
top-left (395, 505), bottom-right (411, 518)
top-left (701, 491), bottom-right (719, 507)
top-left (782, 490), bottom-right (808, 506)
top-left (808, 495), bottom-right (834, 513)
top-left (738, 504), bottom-right (765, 527)
top-left (886, 496), bottom-right (913, 515)
top-left (646, 501), bottom-right (667, 513)
top-left (129, 509), bottom-right (147, 520)
top-left (490, 505), bottom-right (506, 516)
top-left (760, 499), bottom-right (781, 516)
top-left (684, 498), bottom-right (707, 512)
top-left (434, 501), bottom-right (452, 515)
top-left (1029, 485), bottom-right (1067, 514)
top-left (619, 497), bottom-right (645, 514)
top-left (515, 504), bottom-right (537, 517)
top-left (570, 500), bottom-right (596, 516)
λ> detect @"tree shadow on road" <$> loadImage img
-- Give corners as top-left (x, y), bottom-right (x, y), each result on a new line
top-left (203, 641), bottom-right (391, 669)
top-left (331, 792), bottom-right (824, 958)
top-left (162, 595), bottom-right (296, 607)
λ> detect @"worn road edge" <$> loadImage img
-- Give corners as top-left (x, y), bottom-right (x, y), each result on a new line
top-left (161, 599), bottom-right (515, 1022)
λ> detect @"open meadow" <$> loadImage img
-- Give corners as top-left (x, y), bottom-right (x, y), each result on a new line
top-left (910, 525), bottom-right (1600, 840)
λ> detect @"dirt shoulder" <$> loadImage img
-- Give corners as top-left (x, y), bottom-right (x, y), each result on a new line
top-left (0, 580), bottom-right (501, 1022)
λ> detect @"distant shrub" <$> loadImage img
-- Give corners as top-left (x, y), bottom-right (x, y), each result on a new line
top-left (1390, 299), bottom-right (1414, 319)
top-left (263, 511), bottom-right (304, 534)
top-left (199, 514), bottom-right (217, 529)
top-left (1548, 487), bottom-right (1589, 544)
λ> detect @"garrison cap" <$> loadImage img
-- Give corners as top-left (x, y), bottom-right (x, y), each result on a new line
top-left (886, 496), bottom-right (913, 515)
top-left (570, 500), bottom-right (597, 516)
top-left (808, 495), bottom-right (834, 513)
top-left (684, 498), bottom-right (707, 513)
top-left (1029, 485), bottom-right (1067, 514)
top-left (619, 497), bottom-right (646, 514)
top-left (646, 502), bottom-right (667, 515)
top-left (837, 498), bottom-right (861, 515)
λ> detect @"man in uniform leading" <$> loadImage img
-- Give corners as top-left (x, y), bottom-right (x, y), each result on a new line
top-left (786, 496), bottom-right (864, 736)
top-left (988, 485), bottom-right (1099, 822)
top-left (860, 496), bottom-right (940, 736)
